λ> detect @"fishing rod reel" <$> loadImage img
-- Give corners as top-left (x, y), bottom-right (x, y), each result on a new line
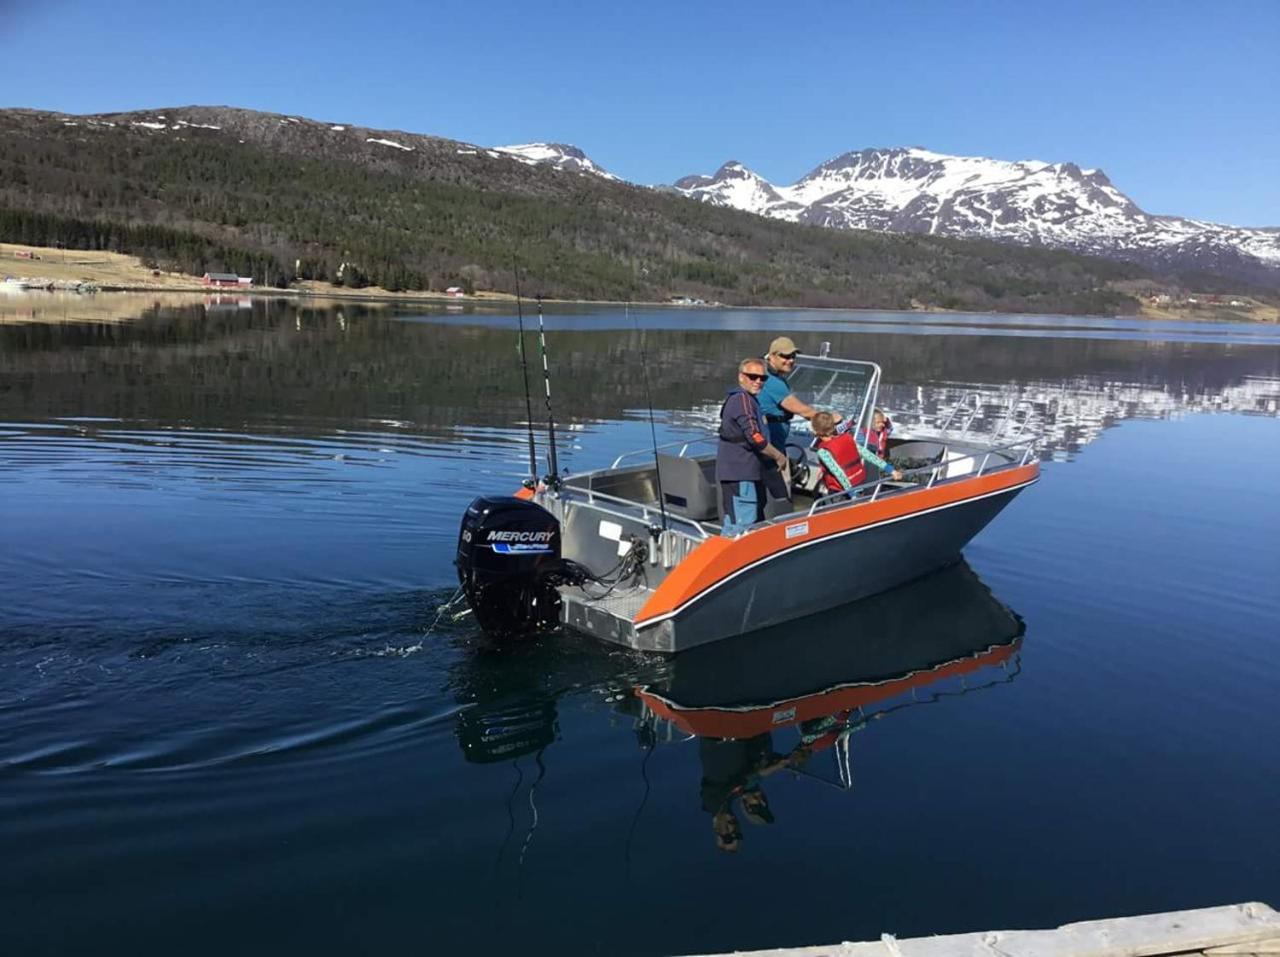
top-left (455, 495), bottom-right (646, 638)
top-left (517, 468), bottom-right (565, 494)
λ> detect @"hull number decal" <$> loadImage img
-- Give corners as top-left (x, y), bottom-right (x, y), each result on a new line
top-left (785, 521), bottom-right (809, 540)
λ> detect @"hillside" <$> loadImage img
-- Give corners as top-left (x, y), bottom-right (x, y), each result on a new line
top-left (0, 105), bottom-right (1174, 314)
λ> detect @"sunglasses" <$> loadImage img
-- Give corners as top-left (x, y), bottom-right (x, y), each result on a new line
top-left (775, 351), bottom-right (799, 360)
top-left (741, 372), bottom-right (767, 382)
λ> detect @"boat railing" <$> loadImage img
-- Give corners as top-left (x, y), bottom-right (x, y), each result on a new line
top-left (735, 434), bottom-right (1036, 529)
top-left (556, 483), bottom-right (712, 540)
top-left (579, 426), bottom-right (1036, 539)
top-left (934, 392), bottom-right (984, 435)
top-left (609, 434), bottom-right (717, 470)
top-left (797, 435), bottom-right (1038, 519)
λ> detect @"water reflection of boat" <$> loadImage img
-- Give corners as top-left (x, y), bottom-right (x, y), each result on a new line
top-left (450, 561), bottom-right (1021, 756)
top-left (456, 695), bottom-right (559, 764)
top-left (635, 560), bottom-right (1024, 741)
top-left (451, 562), bottom-right (1023, 854)
top-left (458, 351), bottom-right (1039, 653)
top-left (639, 561), bottom-right (1024, 850)
top-left (450, 640), bottom-right (662, 765)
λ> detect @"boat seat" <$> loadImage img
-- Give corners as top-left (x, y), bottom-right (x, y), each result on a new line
top-left (655, 453), bottom-right (721, 522)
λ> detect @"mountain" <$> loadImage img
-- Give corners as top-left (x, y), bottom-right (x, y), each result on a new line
top-left (673, 162), bottom-right (794, 216)
top-left (493, 143), bottom-right (617, 180)
top-left (0, 105), bottom-right (1201, 313)
top-left (671, 147), bottom-right (1280, 287)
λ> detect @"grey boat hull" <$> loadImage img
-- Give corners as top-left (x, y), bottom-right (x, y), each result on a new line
top-left (562, 474), bottom-right (1033, 654)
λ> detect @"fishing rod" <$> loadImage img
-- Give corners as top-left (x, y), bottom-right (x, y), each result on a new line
top-left (630, 301), bottom-right (668, 532)
top-left (534, 297), bottom-right (560, 489)
top-left (513, 265), bottom-right (539, 486)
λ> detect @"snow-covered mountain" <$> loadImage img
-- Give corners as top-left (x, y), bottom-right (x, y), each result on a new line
top-left (673, 161), bottom-right (794, 216)
top-left (493, 142), bottom-right (618, 180)
top-left (672, 148), bottom-right (1280, 285)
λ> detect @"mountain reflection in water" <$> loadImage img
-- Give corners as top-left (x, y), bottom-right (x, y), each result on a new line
top-left (2, 299), bottom-right (1278, 465)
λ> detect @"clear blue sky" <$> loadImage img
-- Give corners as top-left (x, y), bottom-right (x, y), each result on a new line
top-left (4, 0), bottom-right (1277, 225)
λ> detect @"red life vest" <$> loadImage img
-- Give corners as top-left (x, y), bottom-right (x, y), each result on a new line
top-left (816, 432), bottom-right (866, 493)
top-left (867, 418), bottom-right (892, 457)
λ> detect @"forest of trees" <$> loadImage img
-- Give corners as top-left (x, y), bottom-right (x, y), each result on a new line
top-left (0, 107), bottom-right (1150, 314)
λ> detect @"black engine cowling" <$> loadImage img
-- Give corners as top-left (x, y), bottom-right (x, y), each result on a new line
top-left (455, 495), bottom-right (563, 637)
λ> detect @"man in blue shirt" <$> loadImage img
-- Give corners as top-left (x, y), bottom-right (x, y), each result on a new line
top-left (757, 336), bottom-right (831, 449)
top-left (716, 358), bottom-right (789, 536)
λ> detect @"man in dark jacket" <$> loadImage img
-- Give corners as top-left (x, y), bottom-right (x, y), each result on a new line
top-left (716, 358), bottom-right (789, 535)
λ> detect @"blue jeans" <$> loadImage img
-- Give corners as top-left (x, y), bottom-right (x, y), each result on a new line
top-left (720, 480), bottom-right (764, 536)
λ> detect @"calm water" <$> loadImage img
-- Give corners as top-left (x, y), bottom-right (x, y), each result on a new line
top-left (2, 297), bottom-right (1279, 956)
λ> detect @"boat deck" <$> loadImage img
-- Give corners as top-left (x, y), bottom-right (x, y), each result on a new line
top-left (560, 584), bottom-right (652, 647)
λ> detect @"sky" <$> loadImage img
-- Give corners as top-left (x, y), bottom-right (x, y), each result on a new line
top-left (2, 0), bottom-right (1278, 226)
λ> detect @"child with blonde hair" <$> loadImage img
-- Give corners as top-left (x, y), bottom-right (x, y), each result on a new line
top-left (867, 408), bottom-right (892, 458)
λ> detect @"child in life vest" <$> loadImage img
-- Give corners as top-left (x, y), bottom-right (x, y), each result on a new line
top-left (866, 409), bottom-right (892, 458)
top-left (812, 411), bottom-right (902, 496)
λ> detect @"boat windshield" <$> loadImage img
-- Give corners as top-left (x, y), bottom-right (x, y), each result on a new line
top-left (785, 356), bottom-right (881, 432)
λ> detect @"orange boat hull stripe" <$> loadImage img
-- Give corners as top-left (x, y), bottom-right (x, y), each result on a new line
top-left (635, 463), bottom-right (1038, 626)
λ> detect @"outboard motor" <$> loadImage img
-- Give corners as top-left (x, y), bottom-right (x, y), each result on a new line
top-left (456, 495), bottom-right (563, 637)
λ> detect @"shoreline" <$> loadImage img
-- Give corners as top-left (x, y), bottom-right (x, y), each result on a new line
top-left (3, 241), bottom-right (1276, 323)
top-left (4, 282), bottom-right (1274, 326)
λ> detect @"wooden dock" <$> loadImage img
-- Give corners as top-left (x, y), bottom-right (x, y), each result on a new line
top-left (687, 903), bottom-right (1280, 957)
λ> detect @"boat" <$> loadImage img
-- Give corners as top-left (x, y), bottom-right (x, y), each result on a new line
top-left (456, 347), bottom-right (1040, 654)
top-left (0, 276), bottom-right (58, 293)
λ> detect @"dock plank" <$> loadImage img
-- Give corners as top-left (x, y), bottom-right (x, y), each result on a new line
top-left (686, 903), bottom-right (1280, 957)
top-left (1203, 937), bottom-right (1280, 955)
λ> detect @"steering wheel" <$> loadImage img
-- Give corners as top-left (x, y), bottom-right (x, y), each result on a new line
top-left (784, 443), bottom-right (810, 489)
